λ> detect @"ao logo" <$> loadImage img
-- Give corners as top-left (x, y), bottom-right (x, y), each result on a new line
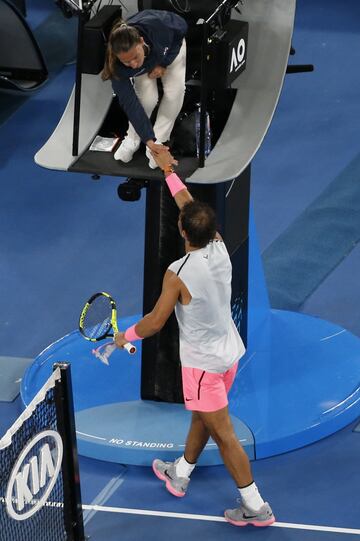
top-left (6, 430), bottom-right (63, 520)
top-left (230, 38), bottom-right (246, 73)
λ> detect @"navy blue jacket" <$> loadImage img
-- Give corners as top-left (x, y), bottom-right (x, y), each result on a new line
top-left (111, 10), bottom-right (188, 143)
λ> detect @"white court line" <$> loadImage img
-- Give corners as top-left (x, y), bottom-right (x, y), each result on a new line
top-left (178, 440), bottom-right (247, 448)
top-left (81, 504), bottom-right (360, 535)
top-left (76, 431), bottom-right (106, 441)
top-left (178, 443), bottom-right (218, 448)
top-left (320, 329), bottom-right (346, 341)
top-left (83, 473), bottom-right (127, 526)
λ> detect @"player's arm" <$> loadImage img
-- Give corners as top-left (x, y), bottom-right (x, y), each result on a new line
top-left (151, 148), bottom-right (223, 240)
top-left (115, 270), bottom-right (181, 348)
top-left (150, 148), bottom-right (192, 210)
top-left (136, 270), bottom-right (181, 336)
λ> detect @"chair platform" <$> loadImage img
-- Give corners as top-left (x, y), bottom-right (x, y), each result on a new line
top-left (69, 148), bottom-right (199, 182)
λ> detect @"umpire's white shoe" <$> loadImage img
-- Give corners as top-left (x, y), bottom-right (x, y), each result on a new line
top-left (146, 141), bottom-right (162, 169)
top-left (114, 136), bottom-right (140, 162)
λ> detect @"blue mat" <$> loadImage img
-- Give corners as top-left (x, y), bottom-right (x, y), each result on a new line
top-left (263, 152), bottom-right (360, 310)
top-left (354, 419), bottom-right (360, 432)
top-left (0, 355), bottom-right (33, 402)
top-left (21, 311), bottom-right (360, 463)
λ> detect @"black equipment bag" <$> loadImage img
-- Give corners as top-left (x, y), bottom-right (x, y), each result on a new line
top-left (170, 110), bottom-right (197, 157)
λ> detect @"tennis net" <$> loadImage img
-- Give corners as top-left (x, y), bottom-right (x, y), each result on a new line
top-left (0, 363), bottom-right (85, 540)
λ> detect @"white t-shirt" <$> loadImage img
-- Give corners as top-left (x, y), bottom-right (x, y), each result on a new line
top-left (168, 239), bottom-right (246, 373)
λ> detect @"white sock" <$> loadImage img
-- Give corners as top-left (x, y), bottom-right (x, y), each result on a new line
top-left (175, 455), bottom-right (196, 478)
top-left (238, 482), bottom-right (265, 511)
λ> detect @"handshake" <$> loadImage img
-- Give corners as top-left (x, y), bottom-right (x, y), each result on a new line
top-left (146, 141), bottom-right (178, 174)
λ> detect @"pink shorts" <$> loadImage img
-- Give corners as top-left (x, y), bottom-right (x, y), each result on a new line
top-left (181, 362), bottom-right (239, 412)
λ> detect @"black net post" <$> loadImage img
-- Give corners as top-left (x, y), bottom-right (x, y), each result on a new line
top-left (53, 363), bottom-right (85, 541)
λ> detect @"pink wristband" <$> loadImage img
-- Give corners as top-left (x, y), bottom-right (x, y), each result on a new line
top-left (165, 172), bottom-right (187, 197)
top-left (124, 324), bottom-right (142, 342)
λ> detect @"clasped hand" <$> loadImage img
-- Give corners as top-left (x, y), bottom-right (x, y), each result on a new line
top-left (146, 141), bottom-right (178, 169)
top-left (148, 65), bottom-right (166, 79)
top-left (150, 148), bottom-right (178, 171)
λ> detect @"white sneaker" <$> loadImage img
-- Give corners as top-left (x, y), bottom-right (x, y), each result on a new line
top-left (225, 502), bottom-right (275, 527)
top-left (114, 137), bottom-right (140, 163)
top-left (152, 458), bottom-right (190, 497)
top-left (146, 141), bottom-right (162, 169)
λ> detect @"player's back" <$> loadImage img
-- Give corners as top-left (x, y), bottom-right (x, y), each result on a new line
top-left (168, 240), bottom-right (245, 372)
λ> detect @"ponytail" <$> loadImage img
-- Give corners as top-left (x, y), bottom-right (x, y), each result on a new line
top-left (102, 19), bottom-right (142, 81)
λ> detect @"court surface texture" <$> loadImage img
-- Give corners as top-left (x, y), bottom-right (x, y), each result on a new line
top-left (0, 0), bottom-right (360, 539)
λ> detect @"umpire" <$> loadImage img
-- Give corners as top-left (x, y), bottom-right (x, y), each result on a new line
top-left (102, 10), bottom-right (187, 169)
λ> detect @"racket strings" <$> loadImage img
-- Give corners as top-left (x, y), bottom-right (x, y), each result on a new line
top-left (82, 296), bottom-right (113, 339)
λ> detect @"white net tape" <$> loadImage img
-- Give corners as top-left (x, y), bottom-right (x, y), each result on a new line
top-left (0, 368), bottom-right (61, 451)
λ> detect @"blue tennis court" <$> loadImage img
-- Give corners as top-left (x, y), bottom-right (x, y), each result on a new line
top-left (0, 0), bottom-right (360, 539)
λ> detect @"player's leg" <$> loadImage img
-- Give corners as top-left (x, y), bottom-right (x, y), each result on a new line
top-left (199, 406), bottom-right (274, 527)
top-left (152, 411), bottom-right (209, 498)
top-left (183, 411), bottom-right (210, 463)
top-left (198, 406), bottom-right (252, 486)
top-left (152, 364), bottom-right (232, 497)
top-left (152, 364), bottom-right (210, 497)
top-left (114, 75), bottom-right (158, 162)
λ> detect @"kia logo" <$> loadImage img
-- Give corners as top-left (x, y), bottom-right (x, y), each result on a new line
top-left (6, 430), bottom-right (63, 521)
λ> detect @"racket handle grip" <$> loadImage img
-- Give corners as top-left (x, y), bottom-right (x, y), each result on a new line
top-left (124, 342), bottom-right (136, 355)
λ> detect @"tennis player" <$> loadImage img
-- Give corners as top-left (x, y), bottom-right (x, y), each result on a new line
top-left (102, 10), bottom-right (187, 169)
top-left (115, 150), bottom-right (275, 527)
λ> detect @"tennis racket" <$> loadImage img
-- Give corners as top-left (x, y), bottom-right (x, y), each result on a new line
top-left (79, 292), bottom-right (136, 355)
